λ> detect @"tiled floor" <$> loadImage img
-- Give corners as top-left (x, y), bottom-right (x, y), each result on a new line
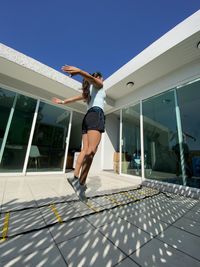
top-left (0, 171), bottom-right (200, 267)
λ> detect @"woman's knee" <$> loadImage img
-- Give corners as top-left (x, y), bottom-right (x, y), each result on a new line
top-left (86, 146), bottom-right (97, 157)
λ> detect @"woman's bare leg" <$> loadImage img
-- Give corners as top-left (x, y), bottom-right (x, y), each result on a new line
top-left (79, 130), bottom-right (102, 185)
top-left (74, 134), bottom-right (88, 177)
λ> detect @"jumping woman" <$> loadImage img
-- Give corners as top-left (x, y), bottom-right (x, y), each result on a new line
top-left (52, 65), bottom-right (105, 201)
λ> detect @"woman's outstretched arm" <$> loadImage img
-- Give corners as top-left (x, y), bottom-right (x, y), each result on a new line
top-left (61, 65), bottom-right (103, 89)
top-left (52, 94), bottom-right (84, 105)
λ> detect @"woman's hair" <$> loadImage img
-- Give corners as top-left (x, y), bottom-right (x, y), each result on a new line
top-left (82, 79), bottom-right (90, 103)
top-left (82, 72), bottom-right (103, 103)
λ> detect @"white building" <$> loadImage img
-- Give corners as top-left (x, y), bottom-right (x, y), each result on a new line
top-left (0, 10), bottom-right (200, 193)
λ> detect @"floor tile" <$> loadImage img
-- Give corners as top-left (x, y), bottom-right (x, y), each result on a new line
top-left (3, 208), bottom-right (46, 236)
top-left (138, 197), bottom-right (188, 214)
top-left (173, 216), bottom-right (200, 237)
top-left (123, 212), bottom-right (169, 237)
top-left (86, 209), bottom-right (120, 228)
top-left (157, 225), bottom-right (200, 260)
top-left (99, 217), bottom-right (151, 255)
top-left (99, 194), bottom-right (129, 207)
top-left (58, 229), bottom-right (126, 267)
top-left (111, 202), bottom-right (142, 218)
top-left (184, 203), bottom-right (200, 222)
top-left (92, 196), bottom-right (116, 207)
top-left (4, 185), bottom-right (30, 195)
top-left (130, 238), bottom-right (200, 267)
top-left (71, 200), bottom-right (104, 215)
top-left (0, 229), bottom-right (54, 262)
top-left (49, 217), bottom-right (95, 244)
top-left (35, 196), bottom-right (67, 207)
top-left (2, 198), bottom-right (37, 212)
top-left (114, 256), bottom-right (139, 266)
top-left (142, 204), bottom-right (185, 224)
top-left (191, 202), bottom-right (200, 211)
top-left (164, 193), bottom-right (198, 205)
top-left (39, 202), bottom-right (80, 225)
top-left (0, 244), bottom-right (67, 267)
top-left (155, 193), bottom-right (198, 210)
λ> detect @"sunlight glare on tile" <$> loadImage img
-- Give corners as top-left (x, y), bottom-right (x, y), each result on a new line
top-left (103, 244), bottom-right (110, 258)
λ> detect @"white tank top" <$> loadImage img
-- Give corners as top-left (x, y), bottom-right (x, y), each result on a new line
top-left (87, 85), bottom-right (106, 111)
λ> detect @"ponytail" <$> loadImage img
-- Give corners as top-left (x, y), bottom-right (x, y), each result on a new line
top-left (82, 79), bottom-right (91, 103)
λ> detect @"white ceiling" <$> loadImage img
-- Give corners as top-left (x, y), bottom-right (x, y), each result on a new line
top-left (105, 32), bottom-right (200, 101)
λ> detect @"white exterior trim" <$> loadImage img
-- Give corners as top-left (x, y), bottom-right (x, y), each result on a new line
top-left (63, 110), bottom-right (73, 173)
top-left (0, 94), bottom-right (17, 164)
top-left (140, 100), bottom-right (145, 180)
top-left (23, 99), bottom-right (40, 174)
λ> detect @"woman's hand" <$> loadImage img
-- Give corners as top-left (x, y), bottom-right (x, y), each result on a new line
top-left (52, 97), bottom-right (63, 104)
top-left (61, 65), bottom-right (80, 76)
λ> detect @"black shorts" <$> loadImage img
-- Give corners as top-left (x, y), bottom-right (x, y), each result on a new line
top-left (82, 106), bottom-right (105, 134)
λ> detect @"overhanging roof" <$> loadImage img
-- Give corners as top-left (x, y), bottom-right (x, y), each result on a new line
top-left (104, 10), bottom-right (200, 100)
top-left (0, 44), bottom-right (87, 112)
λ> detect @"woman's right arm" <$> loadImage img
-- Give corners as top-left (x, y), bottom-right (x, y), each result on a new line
top-left (52, 94), bottom-right (84, 105)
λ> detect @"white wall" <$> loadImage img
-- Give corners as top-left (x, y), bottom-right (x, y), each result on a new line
top-left (89, 137), bottom-right (103, 174)
top-left (89, 113), bottom-right (120, 173)
top-left (102, 113), bottom-right (120, 170)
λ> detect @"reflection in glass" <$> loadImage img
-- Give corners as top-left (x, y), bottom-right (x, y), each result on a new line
top-left (27, 102), bottom-right (70, 172)
top-left (121, 104), bottom-right (141, 176)
top-left (0, 91), bottom-right (37, 172)
top-left (177, 79), bottom-right (200, 189)
top-left (142, 90), bottom-right (179, 183)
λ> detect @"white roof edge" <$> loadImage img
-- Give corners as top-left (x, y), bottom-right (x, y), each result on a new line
top-left (104, 9), bottom-right (200, 89)
top-left (0, 43), bottom-right (82, 90)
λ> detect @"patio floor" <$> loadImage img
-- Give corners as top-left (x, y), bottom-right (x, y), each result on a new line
top-left (0, 171), bottom-right (200, 267)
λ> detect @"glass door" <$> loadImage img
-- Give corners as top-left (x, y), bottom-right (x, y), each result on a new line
top-left (176, 79), bottom-right (200, 188)
top-left (0, 88), bottom-right (37, 173)
top-left (27, 102), bottom-right (71, 172)
top-left (121, 103), bottom-right (141, 176)
top-left (0, 88), bottom-right (17, 171)
top-left (142, 90), bottom-right (179, 183)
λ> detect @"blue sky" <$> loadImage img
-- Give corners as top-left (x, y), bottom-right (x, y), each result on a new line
top-left (1, 1), bottom-right (200, 80)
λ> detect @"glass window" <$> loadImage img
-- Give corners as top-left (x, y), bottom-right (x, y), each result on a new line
top-left (121, 103), bottom-right (141, 176)
top-left (0, 88), bottom-right (16, 172)
top-left (142, 90), bottom-right (179, 183)
top-left (0, 90), bottom-right (37, 172)
top-left (27, 102), bottom-right (70, 172)
top-left (177, 79), bottom-right (200, 189)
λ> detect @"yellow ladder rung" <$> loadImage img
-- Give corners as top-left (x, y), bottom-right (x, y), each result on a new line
top-left (0, 212), bottom-right (10, 242)
top-left (49, 204), bottom-right (63, 224)
top-left (121, 192), bottom-right (138, 201)
top-left (105, 195), bottom-right (122, 205)
top-left (85, 201), bottom-right (100, 213)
